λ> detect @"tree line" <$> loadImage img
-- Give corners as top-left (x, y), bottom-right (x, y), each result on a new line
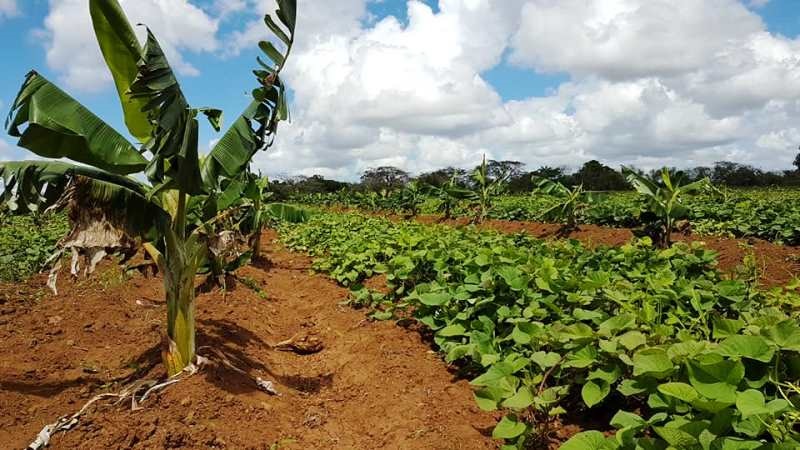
top-left (271, 155), bottom-right (800, 199)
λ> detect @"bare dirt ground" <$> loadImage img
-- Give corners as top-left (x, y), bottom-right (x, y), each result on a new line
top-left (0, 230), bottom-right (498, 450)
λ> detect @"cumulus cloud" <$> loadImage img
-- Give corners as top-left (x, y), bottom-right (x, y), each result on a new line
top-left (243, 0), bottom-right (800, 177)
top-left (33, 0), bottom-right (800, 176)
top-left (510, 0), bottom-right (763, 80)
top-left (39, 0), bottom-right (219, 92)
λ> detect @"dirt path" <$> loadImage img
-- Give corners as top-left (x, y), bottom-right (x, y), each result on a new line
top-left (0, 230), bottom-right (497, 449)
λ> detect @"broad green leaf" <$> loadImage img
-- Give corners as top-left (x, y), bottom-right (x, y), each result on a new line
top-left (501, 386), bottom-right (534, 409)
top-left (89, 0), bottom-right (151, 143)
top-left (735, 390), bottom-right (770, 418)
top-left (710, 438), bottom-right (762, 450)
top-left (563, 345), bottom-right (599, 369)
top-left (763, 320), bottom-right (800, 351)
top-left (717, 335), bottom-right (775, 363)
top-left (618, 378), bottom-right (656, 396)
top-left (560, 431), bottom-right (618, 450)
top-left (633, 348), bottom-right (674, 378)
top-left (492, 415), bottom-right (527, 440)
top-left (658, 382), bottom-right (699, 403)
top-left (531, 351), bottom-right (561, 370)
top-left (582, 380), bottom-right (610, 408)
top-left (653, 426), bottom-right (699, 447)
top-left (7, 72), bottom-right (146, 175)
top-left (474, 388), bottom-right (501, 411)
top-left (712, 317), bottom-right (745, 339)
top-left (439, 323), bottom-right (467, 337)
top-left (598, 313), bottom-right (635, 337)
top-left (687, 359), bottom-right (745, 403)
top-left (610, 410), bottom-right (646, 429)
top-left (419, 292), bottom-right (450, 306)
top-left (617, 331), bottom-right (647, 351)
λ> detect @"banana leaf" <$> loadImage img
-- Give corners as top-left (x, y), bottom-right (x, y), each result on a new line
top-left (89, 0), bottom-right (152, 143)
top-left (6, 72), bottom-right (147, 175)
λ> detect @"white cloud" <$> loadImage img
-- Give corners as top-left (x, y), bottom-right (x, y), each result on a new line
top-left (510, 0), bottom-right (763, 80)
top-left (244, 0), bottom-right (800, 178)
top-left (40, 0), bottom-right (219, 92)
top-left (30, 0), bottom-right (800, 177)
top-left (0, 0), bottom-right (18, 19)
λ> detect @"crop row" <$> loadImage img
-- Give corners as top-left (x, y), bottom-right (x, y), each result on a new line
top-left (280, 211), bottom-right (800, 449)
top-left (295, 188), bottom-right (800, 245)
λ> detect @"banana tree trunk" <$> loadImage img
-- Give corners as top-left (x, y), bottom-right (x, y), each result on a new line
top-left (161, 193), bottom-right (200, 377)
top-left (163, 248), bottom-right (196, 376)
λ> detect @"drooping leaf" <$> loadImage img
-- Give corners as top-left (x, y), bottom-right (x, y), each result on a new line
top-left (129, 29), bottom-right (203, 195)
top-left (6, 72), bottom-right (146, 175)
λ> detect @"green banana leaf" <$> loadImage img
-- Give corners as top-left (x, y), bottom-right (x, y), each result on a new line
top-left (89, 0), bottom-right (152, 144)
top-left (129, 28), bottom-right (206, 195)
top-left (5, 72), bottom-right (147, 175)
top-left (201, 0), bottom-right (296, 192)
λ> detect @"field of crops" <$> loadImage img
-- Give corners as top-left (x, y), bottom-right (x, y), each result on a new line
top-left (280, 211), bottom-right (800, 448)
top-left (295, 188), bottom-right (800, 245)
top-left (0, 212), bottom-right (69, 282)
top-left (4, 0), bottom-right (800, 449)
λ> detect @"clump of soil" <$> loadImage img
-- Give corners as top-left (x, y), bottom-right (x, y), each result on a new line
top-left (0, 230), bottom-right (498, 449)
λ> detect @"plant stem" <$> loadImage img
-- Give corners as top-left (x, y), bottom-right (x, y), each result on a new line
top-left (163, 191), bottom-right (196, 376)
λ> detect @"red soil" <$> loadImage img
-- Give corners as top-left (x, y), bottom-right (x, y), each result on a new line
top-left (0, 230), bottom-right (498, 450)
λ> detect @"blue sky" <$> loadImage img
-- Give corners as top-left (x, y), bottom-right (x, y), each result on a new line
top-left (2, 0), bottom-right (800, 180)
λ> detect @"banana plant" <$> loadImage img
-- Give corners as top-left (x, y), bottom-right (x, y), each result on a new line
top-left (241, 174), bottom-right (308, 260)
top-left (425, 175), bottom-right (473, 220)
top-left (0, 0), bottom-right (297, 376)
top-left (623, 167), bottom-right (714, 248)
top-left (534, 177), bottom-right (595, 234)
top-left (470, 155), bottom-right (508, 223)
top-left (398, 180), bottom-right (426, 218)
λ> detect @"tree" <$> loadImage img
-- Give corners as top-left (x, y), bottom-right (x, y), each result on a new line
top-left (572, 160), bottom-right (628, 191)
top-left (710, 161), bottom-right (763, 187)
top-left (360, 166), bottom-right (410, 191)
top-left (487, 160), bottom-right (525, 181)
top-left (0, 0), bottom-right (297, 376)
top-left (417, 167), bottom-right (469, 188)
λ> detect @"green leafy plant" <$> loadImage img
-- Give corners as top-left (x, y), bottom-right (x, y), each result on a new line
top-left (471, 156), bottom-right (508, 223)
top-left (280, 210), bottom-right (800, 449)
top-left (624, 167), bottom-right (714, 248)
top-left (534, 178), bottom-right (595, 234)
top-left (398, 180), bottom-right (426, 218)
top-left (0, 0), bottom-right (296, 376)
top-left (0, 211), bottom-right (69, 281)
top-left (425, 175), bottom-right (473, 220)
